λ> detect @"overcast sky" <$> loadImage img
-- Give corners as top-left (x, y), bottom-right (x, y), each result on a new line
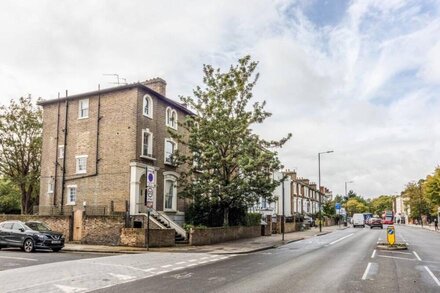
top-left (1, 0), bottom-right (439, 198)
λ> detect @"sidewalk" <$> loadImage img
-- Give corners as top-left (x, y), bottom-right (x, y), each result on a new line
top-left (406, 223), bottom-right (440, 232)
top-left (64, 225), bottom-right (345, 255)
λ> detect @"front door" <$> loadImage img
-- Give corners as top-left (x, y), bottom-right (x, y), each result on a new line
top-left (73, 210), bottom-right (83, 241)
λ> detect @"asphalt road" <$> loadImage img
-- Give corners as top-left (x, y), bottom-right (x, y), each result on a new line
top-left (94, 225), bottom-right (440, 293)
top-left (1, 225), bottom-right (439, 292)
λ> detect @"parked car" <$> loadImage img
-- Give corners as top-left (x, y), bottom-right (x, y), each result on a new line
top-left (369, 217), bottom-right (383, 229)
top-left (0, 220), bottom-right (64, 253)
top-left (352, 213), bottom-right (365, 228)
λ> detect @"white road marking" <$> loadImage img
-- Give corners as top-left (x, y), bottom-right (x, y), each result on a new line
top-left (186, 263), bottom-right (197, 267)
top-left (171, 266), bottom-right (184, 271)
top-left (175, 261), bottom-right (186, 265)
top-left (413, 251), bottom-right (422, 261)
top-left (219, 256), bottom-right (228, 260)
top-left (424, 266), bottom-right (440, 286)
top-left (188, 259), bottom-right (197, 262)
top-left (54, 284), bottom-right (87, 293)
top-left (377, 255), bottom-right (415, 261)
top-left (142, 268), bottom-right (156, 272)
top-left (371, 250), bottom-right (376, 258)
top-left (201, 257), bottom-right (209, 260)
top-left (209, 258), bottom-right (219, 262)
top-left (0, 256), bottom-right (38, 261)
top-left (329, 233), bottom-right (354, 245)
top-left (362, 263), bottom-right (373, 280)
top-left (155, 270), bottom-right (170, 275)
top-left (161, 264), bottom-right (172, 268)
top-left (198, 261), bottom-right (208, 264)
top-left (108, 273), bottom-right (135, 281)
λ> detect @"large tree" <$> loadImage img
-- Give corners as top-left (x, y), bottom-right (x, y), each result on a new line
top-left (0, 96), bottom-right (42, 214)
top-left (369, 195), bottom-right (393, 216)
top-left (402, 180), bottom-right (432, 221)
top-left (173, 56), bottom-right (291, 226)
top-left (424, 167), bottom-right (440, 207)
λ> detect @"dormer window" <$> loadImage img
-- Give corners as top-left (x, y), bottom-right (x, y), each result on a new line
top-left (143, 94), bottom-right (153, 118)
top-left (165, 107), bottom-right (178, 130)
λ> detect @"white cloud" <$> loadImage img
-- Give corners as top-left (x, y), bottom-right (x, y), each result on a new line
top-left (0, 0), bottom-right (439, 198)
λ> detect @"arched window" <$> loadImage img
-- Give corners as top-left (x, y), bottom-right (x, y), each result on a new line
top-left (143, 95), bottom-right (153, 118)
top-left (165, 107), bottom-right (178, 130)
top-left (163, 172), bottom-right (178, 211)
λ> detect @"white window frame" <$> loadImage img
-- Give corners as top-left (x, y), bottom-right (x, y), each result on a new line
top-left (165, 107), bottom-right (178, 130)
top-left (47, 178), bottom-right (54, 194)
top-left (163, 175), bottom-right (177, 211)
top-left (78, 99), bottom-right (89, 119)
top-left (58, 145), bottom-right (64, 159)
top-left (66, 185), bottom-right (77, 205)
top-left (164, 138), bottom-right (177, 165)
top-left (141, 128), bottom-right (154, 158)
top-left (142, 94), bottom-right (153, 119)
top-left (75, 155), bottom-right (88, 174)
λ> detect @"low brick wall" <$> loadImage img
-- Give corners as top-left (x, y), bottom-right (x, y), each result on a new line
top-left (189, 226), bottom-right (260, 246)
top-left (272, 218), bottom-right (302, 234)
top-left (81, 215), bottom-right (125, 245)
top-left (120, 228), bottom-right (175, 247)
top-left (0, 214), bottom-right (71, 240)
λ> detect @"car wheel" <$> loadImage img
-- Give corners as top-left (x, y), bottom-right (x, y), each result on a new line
top-left (23, 238), bottom-right (35, 253)
top-left (370, 226), bottom-right (373, 229)
top-left (52, 248), bottom-right (62, 252)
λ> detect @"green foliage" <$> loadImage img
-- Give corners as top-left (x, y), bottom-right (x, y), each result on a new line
top-left (0, 179), bottom-right (21, 214)
top-left (185, 197), bottom-right (249, 227)
top-left (346, 198), bottom-right (368, 216)
top-left (172, 56), bottom-right (291, 226)
top-left (403, 180), bottom-right (434, 220)
top-left (245, 212), bottom-right (262, 227)
top-left (322, 200), bottom-right (336, 217)
top-left (424, 167), bottom-right (440, 206)
top-left (369, 195), bottom-right (393, 216)
top-left (0, 96), bottom-right (42, 214)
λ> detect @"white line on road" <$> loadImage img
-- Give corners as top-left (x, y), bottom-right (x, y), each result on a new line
top-left (108, 273), bottom-right (135, 281)
top-left (371, 250), bottom-right (376, 259)
top-left (424, 266), bottom-right (440, 286)
top-left (143, 268), bottom-right (156, 272)
top-left (377, 255), bottom-right (415, 261)
top-left (362, 263), bottom-right (372, 280)
top-left (175, 261), bottom-right (186, 265)
top-left (161, 264), bottom-right (172, 268)
top-left (0, 256), bottom-right (38, 261)
top-left (413, 251), bottom-right (422, 261)
top-left (329, 233), bottom-right (354, 245)
top-left (188, 259), bottom-right (197, 262)
top-left (186, 263), bottom-right (197, 267)
top-left (54, 284), bottom-right (87, 293)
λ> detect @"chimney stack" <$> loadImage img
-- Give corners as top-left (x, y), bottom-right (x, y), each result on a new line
top-left (142, 77), bottom-right (167, 96)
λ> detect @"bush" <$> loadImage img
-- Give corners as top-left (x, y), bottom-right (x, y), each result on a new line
top-left (245, 213), bottom-right (261, 226)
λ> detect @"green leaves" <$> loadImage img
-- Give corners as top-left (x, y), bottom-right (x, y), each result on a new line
top-left (172, 56), bottom-right (291, 226)
top-left (0, 96), bottom-right (42, 214)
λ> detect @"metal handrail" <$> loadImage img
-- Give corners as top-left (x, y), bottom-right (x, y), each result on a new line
top-left (135, 204), bottom-right (171, 228)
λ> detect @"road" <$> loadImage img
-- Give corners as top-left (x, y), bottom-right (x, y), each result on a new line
top-left (0, 225), bottom-right (439, 292)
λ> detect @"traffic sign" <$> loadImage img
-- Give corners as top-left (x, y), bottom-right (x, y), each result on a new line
top-left (387, 225), bottom-right (395, 245)
top-left (335, 203), bottom-right (341, 210)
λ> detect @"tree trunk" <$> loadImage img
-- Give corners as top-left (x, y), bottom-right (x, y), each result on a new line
top-left (223, 207), bottom-right (229, 226)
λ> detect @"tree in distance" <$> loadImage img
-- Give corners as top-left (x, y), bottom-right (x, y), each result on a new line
top-left (171, 56), bottom-right (291, 226)
top-left (0, 96), bottom-right (42, 214)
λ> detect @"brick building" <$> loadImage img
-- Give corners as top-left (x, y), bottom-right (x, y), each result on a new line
top-left (38, 78), bottom-right (192, 229)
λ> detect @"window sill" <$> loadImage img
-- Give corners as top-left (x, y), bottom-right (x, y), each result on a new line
top-left (166, 124), bottom-right (178, 131)
top-left (76, 171), bottom-right (87, 175)
top-left (143, 113), bottom-right (153, 119)
top-left (164, 162), bottom-right (177, 167)
top-left (78, 116), bottom-right (89, 120)
top-left (140, 155), bottom-right (156, 161)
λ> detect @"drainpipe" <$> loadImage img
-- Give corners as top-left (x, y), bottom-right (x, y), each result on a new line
top-left (60, 91), bottom-right (69, 214)
top-left (53, 93), bottom-right (61, 206)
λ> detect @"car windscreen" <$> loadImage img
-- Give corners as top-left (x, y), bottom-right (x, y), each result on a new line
top-left (25, 222), bottom-right (52, 232)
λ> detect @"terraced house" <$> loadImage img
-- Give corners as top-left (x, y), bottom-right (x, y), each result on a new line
top-left (37, 78), bottom-right (192, 232)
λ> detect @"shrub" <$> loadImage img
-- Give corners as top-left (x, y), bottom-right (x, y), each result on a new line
top-left (245, 213), bottom-right (262, 226)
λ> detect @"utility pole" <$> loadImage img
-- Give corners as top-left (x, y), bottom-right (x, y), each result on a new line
top-left (282, 175), bottom-right (285, 241)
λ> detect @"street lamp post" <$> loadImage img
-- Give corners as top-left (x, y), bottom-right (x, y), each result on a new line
top-left (318, 150), bottom-right (334, 233)
top-left (282, 176), bottom-right (285, 241)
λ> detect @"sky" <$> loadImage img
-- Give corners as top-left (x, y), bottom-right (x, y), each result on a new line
top-left (1, 0), bottom-right (439, 198)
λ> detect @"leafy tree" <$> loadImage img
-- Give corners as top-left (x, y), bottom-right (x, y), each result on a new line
top-left (172, 56), bottom-right (291, 226)
top-left (0, 96), bottom-right (42, 214)
top-left (0, 179), bottom-right (21, 214)
top-left (369, 195), bottom-right (393, 216)
top-left (346, 198), bottom-right (368, 216)
top-left (402, 180), bottom-right (433, 221)
top-left (424, 167), bottom-right (440, 207)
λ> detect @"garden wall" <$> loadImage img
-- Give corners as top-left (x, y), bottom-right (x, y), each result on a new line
top-left (189, 226), bottom-right (260, 246)
top-left (120, 228), bottom-right (175, 247)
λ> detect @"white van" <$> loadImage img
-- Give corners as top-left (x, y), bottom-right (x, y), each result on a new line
top-left (352, 213), bottom-right (365, 228)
